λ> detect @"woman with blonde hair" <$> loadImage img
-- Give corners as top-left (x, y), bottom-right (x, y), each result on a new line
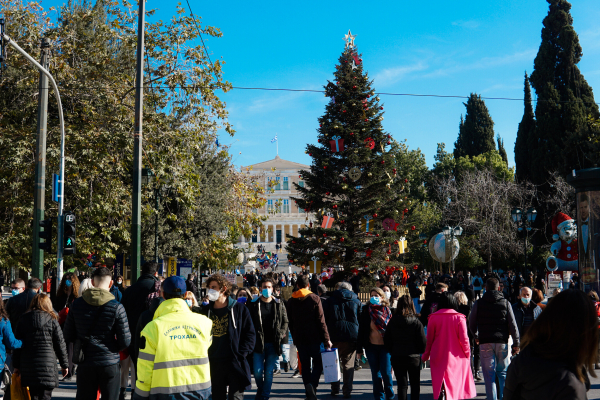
top-left (78, 277), bottom-right (94, 297)
top-left (13, 293), bottom-right (69, 400)
top-left (184, 291), bottom-right (199, 308)
top-left (357, 287), bottom-right (394, 400)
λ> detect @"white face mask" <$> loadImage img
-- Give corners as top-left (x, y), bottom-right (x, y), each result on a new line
top-left (207, 289), bottom-right (220, 302)
top-left (384, 291), bottom-right (391, 299)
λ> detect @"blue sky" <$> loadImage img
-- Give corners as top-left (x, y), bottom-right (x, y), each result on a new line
top-left (40, 0), bottom-right (600, 168)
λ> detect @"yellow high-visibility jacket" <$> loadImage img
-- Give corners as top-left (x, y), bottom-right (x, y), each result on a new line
top-left (134, 298), bottom-right (212, 399)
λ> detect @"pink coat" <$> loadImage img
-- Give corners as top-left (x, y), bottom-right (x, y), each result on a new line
top-left (422, 309), bottom-right (476, 400)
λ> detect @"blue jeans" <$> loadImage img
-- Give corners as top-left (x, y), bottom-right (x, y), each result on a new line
top-left (480, 343), bottom-right (510, 400)
top-left (253, 343), bottom-right (279, 400)
top-left (365, 344), bottom-right (394, 400)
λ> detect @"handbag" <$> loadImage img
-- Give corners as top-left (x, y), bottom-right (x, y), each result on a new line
top-left (10, 373), bottom-right (30, 400)
top-left (72, 305), bottom-right (104, 364)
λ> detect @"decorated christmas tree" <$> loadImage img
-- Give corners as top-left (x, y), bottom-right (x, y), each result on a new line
top-left (286, 31), bottom-right (420, 274)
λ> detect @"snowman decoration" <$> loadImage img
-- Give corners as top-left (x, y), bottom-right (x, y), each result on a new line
top-left (546, 212), bottom-right (579, 272)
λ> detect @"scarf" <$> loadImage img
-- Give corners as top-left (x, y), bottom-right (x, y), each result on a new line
top-left (369, 304), bottom-right (391, 337)
top-left (292, 288), bottom-right (312, 299)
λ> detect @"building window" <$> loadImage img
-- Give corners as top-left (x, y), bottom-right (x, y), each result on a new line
top-left (267, 199), bottom-right (274, 212)
top-left (298, 180), bottom-right (304, 188)
top-left (283, 177), bottom-right (289, 190)
top-left (252, 208), bottom-right (258, 214)
top-left (283, 199), bottom-right (289, 213)
top-left (274, 177), bottom-right (281, 190)
top-left (299, 204), bottom-right (305, 213)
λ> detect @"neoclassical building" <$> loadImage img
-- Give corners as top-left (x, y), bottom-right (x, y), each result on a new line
top-left (239, 155), bottom-right (315, 253)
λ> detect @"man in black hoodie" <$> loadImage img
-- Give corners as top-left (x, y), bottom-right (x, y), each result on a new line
top-left (323, 281), bottom-right (361, 398)
top-left (469, 278), bottom-right (520, 400)
top-left (121, 262), bottom-right (159, 368)
top-left (195, 274), bottom-right (255, 400)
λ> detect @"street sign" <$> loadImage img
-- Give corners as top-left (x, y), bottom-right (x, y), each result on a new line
top-left (52, 173), bottom-right (59, 203)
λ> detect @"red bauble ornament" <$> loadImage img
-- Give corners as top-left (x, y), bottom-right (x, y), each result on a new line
top-left (376, 234), bottom-right (380, 237)
top-left (387, 134), bottom-right (391, 138)
top-left (318, 139), bottom-right (321, 143)
top-left (387, 141), bottom-right (391, 145)
top-left (309, 153), bottom-right (312, 156)
top-left (292, 241), bottom-right (296, 244)
top-left (380, 106), bottom-right (384, 110)
top-left (343, 110), bottom-right (346, 113)
top-left (340, 238), bottom-right (345, 242)
top-left (324, 252), bottom-right (329, 255)
top-left (411, 226), bottom-right (416, 231)
top-left (403, 208), bottom-right (409, 213)
top-left (333, 205), bottom-right (338, 209)
top-left (364, 118), bottom-right (368, 122)
top-left (323, 233), bottom-right (327, 237)
top-left (319, 124), bottom-right (322, 127)
top-left (324, 166), bottom-right (327, 169)
top-left (373, 213), bottom-right (378, 218)
top-left (304, 209), bottom-right (308, 212)
top-left (423, 240), bottom-right (427, 244)
top-left (326, 192), bottom-right (330, 195)
top-left (354, 249), bottom-right (358, 252)
top-left (404, 178), bottom-right (409, 183)
top-left (394, 240), bottom-right (399, 244)
top-left (381, 160), bottom-right (385, 164)
top-left (413, 265), bottom-right (418, 270)
top-left (353, 86), bottom-right (357, 89)
top-left (350, 132), bottom-right (354, 135)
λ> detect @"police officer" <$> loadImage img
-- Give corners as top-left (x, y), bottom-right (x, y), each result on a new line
top-left (133, 276), bottom-right (213, 399)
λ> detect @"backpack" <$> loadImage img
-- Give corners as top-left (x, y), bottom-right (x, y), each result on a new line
top-left (146, 278), bottom-right (161, 309)
top-left (475, 277), bottom-right (483, 287)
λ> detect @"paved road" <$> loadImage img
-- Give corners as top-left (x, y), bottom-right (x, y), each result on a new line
top-left (42, 363), bottom-right (600, 399)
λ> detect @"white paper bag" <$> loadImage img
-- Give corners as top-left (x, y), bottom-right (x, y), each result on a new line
top-left (321, 348), bottom-right (341, 383)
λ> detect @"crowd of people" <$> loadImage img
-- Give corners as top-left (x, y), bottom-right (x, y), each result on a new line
top-left (0, 264), bottom-right (596, 400)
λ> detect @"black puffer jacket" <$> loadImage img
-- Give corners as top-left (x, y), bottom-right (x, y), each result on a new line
top-left (384, 314), bottom-right (426, 357)
top-left (503, 345), bottom-right (589, 400)
top-left (13, 310), bottom-right (68, 389)
top-left (63, 288), bottom-right (131, 367)
top-left (6, 289), bottom-right (38, 335)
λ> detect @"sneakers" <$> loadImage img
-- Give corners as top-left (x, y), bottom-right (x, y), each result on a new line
top-left (282, 361), bottom-right (289, 373)
top-left (273, 370), bottom-right (281, 376)
top-left (119, 388), bottom-right (126, 400)
top-left (474, 372), bottom-right (483, 382)
top-left (292, 370), bottom-right (301, 378)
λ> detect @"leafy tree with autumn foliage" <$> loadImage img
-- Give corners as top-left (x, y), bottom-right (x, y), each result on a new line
top-left (0, 0), bottom-right (263, 271)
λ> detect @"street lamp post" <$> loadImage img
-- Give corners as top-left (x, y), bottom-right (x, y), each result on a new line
top-left (442, 225), bottom-right (463, 272)
top-left (142, 169), bottom-right (169, 263)
top-left (511, 207), bottom-right (537, 270)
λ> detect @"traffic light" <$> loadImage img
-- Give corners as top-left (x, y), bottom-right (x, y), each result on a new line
top-left (64, 212), bottom-right (76, 255)
top-left (39, 218), bottom-right (53, 253)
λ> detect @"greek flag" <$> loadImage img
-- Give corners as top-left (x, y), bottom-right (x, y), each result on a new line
top-left (271, 135), bottom-right (278, 143)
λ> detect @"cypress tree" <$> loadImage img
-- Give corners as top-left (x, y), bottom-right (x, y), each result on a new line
top-left (529, 0), bottom-right (599, 184)
top-left (453, 93), bottom-right (496, 159)
top-left (514, 72), bottom-right (536, 182)
top-left (497, 135), bottom-right (508, 166)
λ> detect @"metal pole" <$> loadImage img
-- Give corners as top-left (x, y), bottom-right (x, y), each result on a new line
top-left (2, 34), bottom-right (66, 289)
top-left (31, 38), bottom-right (50, 280)
top-left (155, 189), bottom-right (159, 262)
top-left (131, 0), bottom-right (146, 284)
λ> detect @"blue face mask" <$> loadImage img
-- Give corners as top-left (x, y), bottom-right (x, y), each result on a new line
top-left (65, 280), bottom-right (72, 288)
top-left (370, 296), bottom-right (381, 305)
top-left (237, 297), bottom-right (247, 304)
top-left (262, 288), bottom-right (272, 298)
top-left (11, 289), bottom-right (20, 297)
top-left (202, 301), bottom-right (209, 306)
top-left (521, 297), bottom-right (531, 305)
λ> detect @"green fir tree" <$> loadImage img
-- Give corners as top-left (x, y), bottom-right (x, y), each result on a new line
top-left (529, 0), bottom-right (599, 184)
top-left (453, 94), bottom-right (496, 159)
top-left (286, 36), bottom-right (418, 273)
top-left (514, 73), bottom-right (536, 183)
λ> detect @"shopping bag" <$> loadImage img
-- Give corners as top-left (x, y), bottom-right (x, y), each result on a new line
top-left (10, 373), bottom-right (31, 400)
top-left (321, 348), bottom-right (341, 383)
